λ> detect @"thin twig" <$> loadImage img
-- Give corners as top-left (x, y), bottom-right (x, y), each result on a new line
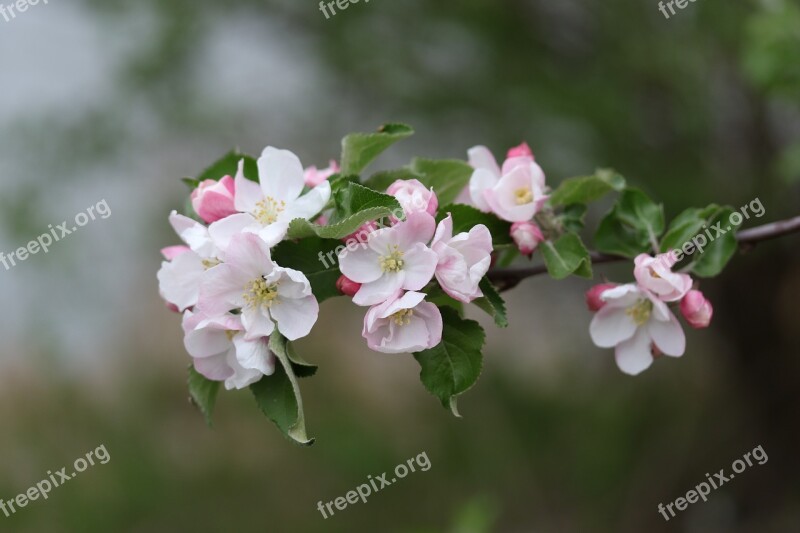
top-left (488, 215), bottom-right (800, 292)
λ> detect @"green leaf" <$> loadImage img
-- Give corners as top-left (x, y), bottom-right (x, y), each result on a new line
top-left (197, 150), bottom-right (258, 183)
top-left (540, 233), bottom-right (593, 280)
top-left (187, 366), bottom-right (221, 427)
top-left (659, 204), bottom-right (738, 277)
top-left (287, 183), bottom-right (400, 240)
top-left (560, 203), bottom-right (588, 233)
top-left (594, 188), bottom-right (664, 258)
top-left (272, 238), bottom-right (343, 304)
top-left (340, 123), bottom-right (414, 175)
top-left (473, 278), bottom-right (508, 328)
top-left (425, 286), bottom-right (465, 316)
top-left (286, 342), bottom-right (318, 379)
top-left (413, 308), bottom-right (485, 417)
top-left (182, 177), bottom-right (200, 190)
top-left (363, 168), bottom-right (423, 192)
top-left (411, 158), bottom-right (474, 205)
top-left (660, 207), bottom-right (706, 253)
top-left (549, 169), bottom-right (626, 206)
top-left (437, 204), bottom-right (512, 246)
top-left (251, 334), bottom-right (314, 446)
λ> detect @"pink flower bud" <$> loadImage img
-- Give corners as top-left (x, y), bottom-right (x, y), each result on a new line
top-left (506, 142), bottom-right (534, 160)
top-left (190, 176), bottom-right (236, 223)
top-left (304, 160), bottom-right (339, 187)
top-left (336, 275), bottom-right (361, 297)
top-left (680, 290), bottom-right (713, 329)
top-left (387, 179), bottom-right (438, 218)
top-left (510, 221), bottom-right (544, 256)
top-left (585, 283), bottom-right (618, 312)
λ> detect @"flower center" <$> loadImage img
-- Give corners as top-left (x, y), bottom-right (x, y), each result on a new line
top-left (202, 258), bottom-right (221, 270)
top-left (391, 308), bottom-right (414, 326)
top-left (225, 330), bottom-right (237, 341)
top-left (379, 246), bottom-right (405, 273)
top-left (514, 187), bottom-right (533, 205)
top-left (243, 277), bottom-right (279, 309)
top-left (254, 196), bottom-right (286, 225)
top-left (626, 299), bottom-right (653, 326)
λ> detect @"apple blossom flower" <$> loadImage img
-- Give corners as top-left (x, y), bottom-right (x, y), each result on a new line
top-left (339, 211), bottom-right (439, 306)
top-left (198, 233), bottom-right (319, 341)
top-left (182, 310), bottom-right (275, 390)
top-left (157, 212), bottom-right (227, 312)
top-left (510, 221), bottom-right (544, 256)
top-left (362, 291), bottom-right (443, 354)
top-left (633, 253), bottom-right (693, 302)
top-left (304, 160), bottom-right (339, 187)
top-left (589, 284), bottom-right (686, 375)
top-left (191, 175), bottom-right (237, 223)
top-left (336, 275), bottom-right (361, 297)
top-left (430, 214), bottom-right (493, 303)
top-left (585, 283), bottom-right (619, 312)
top-left (467, 145), bottom-right (548, 222)
top-left (211, 148), bottom-right (331, 248)
top-left (387, 179), bottom-right (438, 218)
top-left (506, 142), bottom-right (533, 159)
top-left (680, 290), bottom-right (713, 329)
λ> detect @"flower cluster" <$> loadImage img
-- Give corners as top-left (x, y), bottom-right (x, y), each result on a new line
top-left (338, 180), bottom-right (492, 354)
top-left (586, 252), bottom-right (713, 375)
top-left (158, 147), bottom-right (334, 390)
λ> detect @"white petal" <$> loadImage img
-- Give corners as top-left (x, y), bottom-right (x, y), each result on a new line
top-left (589, 306), bottom-right (638, 348)
top-left (196, 264), bottom-right (246, 317)
top-left (614, 328), bottom-right (654, 375)
top-left (647, 312), bottom-right (686, 357)
top-left (271, 296), bottom-right (319, 341)
top-left (234, 159), bottom-right (264, 213)
top-left (193, 354), bottom-right (234, 381)
top-left (469, 168), bottom-right (498, 212)
top-left (401, 244), bottom-right (438, 290)
top-left (208, 213), bottom-right (257, 252)
top-left (258, 146), bottom-right (305, 202)
top-left (285, 181), bottom-right (331, 221)
top-left (241, 306), bottom-right (275, 340)
top-left (339, 246), bottom-right (383, 284)
top-left (353, 273), bottom-right (404, 306)
top-left (184, 327), bottom-right (230, 359)
top-left (232, 335), bottom-right (275, 375)
top-left (225, 233), bottom-right (273, 279)
top-left (467, 146), bottom-right (501, 176)
top-left (157, 253), bottom-right (205, 311)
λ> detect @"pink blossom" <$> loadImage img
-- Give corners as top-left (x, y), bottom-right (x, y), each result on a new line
top-left (339, 212), bottom-right (438, 306)
top-left (304, 160), bottom-right (339, 187)
top-left (585, 283), bottom-right (618, 312)
top-left (589, 284), bottom-right (686, 375)
top-left (336, 275), bottom-right (361, 297)
top-left (387, 179), bottom-right (438, 218)
top-left (362, 291), bottom-right (443, 354)
top-left (510, 221), bottom-right (544, 256)
top-left (633, 253), bottom-right (693, 302)
top-left (680, 290), bottom-right (713, 329)
top-left (431, 214), bottom-right (493, 303)
top-left (506, 142), bottom-right (533, 160)
top-left (191, 176), bottom-right (237, 223)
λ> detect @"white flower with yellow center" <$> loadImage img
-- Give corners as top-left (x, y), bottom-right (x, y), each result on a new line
top-left (210, 147), bottom-right (331, 248)
top-left (198, 233), bottom-right (319, 341)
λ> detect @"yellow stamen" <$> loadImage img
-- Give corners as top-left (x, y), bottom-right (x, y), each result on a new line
top-left (625, 299), bottom-right (653, 326)
top-left (243, 277), bottom-right (279, 309)
top-left (379, 246), bottom-right (405, 273)
top-left (514, 187), bottom-right (533, 205)
top-left (391, 308), bottom-right (414, 326)
top-left (254, 196), bottom-right (286, 225)
top-left (202, 258), bottom-right (221, 270)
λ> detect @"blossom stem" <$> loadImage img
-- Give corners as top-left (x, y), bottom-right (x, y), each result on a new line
top-left (488, 214), bottom-right (800, 292)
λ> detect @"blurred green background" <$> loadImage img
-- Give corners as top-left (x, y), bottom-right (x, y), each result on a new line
top-left (0, 0), bottom-right (798, 531)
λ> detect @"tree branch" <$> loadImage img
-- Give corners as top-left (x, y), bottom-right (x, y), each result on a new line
top-left (488, 214), bottom-right (800, 292)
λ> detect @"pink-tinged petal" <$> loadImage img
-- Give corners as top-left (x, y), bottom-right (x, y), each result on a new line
top-left (467, 145), bottom-right (501, 176)
top-left (223, 353), bottom-right (265, 390)
top-left (401, 244), bottom-right (438, 290)
top-left (255, 221), bottom-right (290, 247)
top-left (271, 266), bottom-right (313, 299)
top-left (193, 352), bottom-right (234, 382)
top-left (336, 275), bottom-right (361, 297)
top-left (184, 327), bottom-right (230, 359)
top-left (432, 214), bottom-right (454, 250)
top-left (161, 245), bottom-right (190, 261)
top-left (258, 146), bottom-right (305, 202)
top-left (353, 273), bottom-right (405, 306)
top-left (168, 210), bottom-right (198, 237)
top-left (169, 211), bottom-right (216, 257)
top-left (379, 316), bottom-right (432, 354)
top-left (414, 301), bottom-right (443, 347)
top-left (680, 290), bottom-right (713, 329)
top-left (157, 252), bottom-right (205, 311)
top-left (192, 176), bottom-right (238, 223)
top-left (232, 335), bottom-right (275, 375)
top-left (339, 246), bottom-right (384, 284)
top-left (585, 283), bottom-right (619, 312)
top-left (271, 296), bottom-right (319, 341)
top-left (234, 159), bottom-right (264, 214)
top-left (196, 264), bottom-right (247, 316)
top-left (208, 213), bottom-right (257, 252)
top-left (647, 312), bottom-right (686, 357)
top-left (241, 307), bottom-right (275, 340)
top-left (469, 168), bottom-right (498, 212)
top-left (501, 156), bottom-right (537, 177)
top-left (506, 142), bottom-right (533, 160)
top-left (589, 306), bottom-right (638, 348)
top-left (285, 181), bottom-right (331, 221)
top-left (225, 233), bottom-right (273, 279)
top-left (614, 328), bottom-right (654, 375)
top-left (599, 284), bottom-right (642, 308)
top-left (395, 211), bottom-right (436, 249)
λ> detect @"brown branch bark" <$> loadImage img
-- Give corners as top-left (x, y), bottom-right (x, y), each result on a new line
top-left (488, 214), bottom-right (800, 292)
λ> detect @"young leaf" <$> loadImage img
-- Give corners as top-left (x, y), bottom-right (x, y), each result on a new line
top-left (540, 233), bottom-right (593, 280)
top-left (690, 206), bottom-right (737, 277)
top-left (411, 158), bottom-right (474, 205)
top-left (594, 188), bottom-right (664, 257)
top-left (197, 150), bottom-right (258, 183)
top-left (272, 238), bottom-right (343, 304)
top-left (340, 123), bottom-right (414, 175)
top-left (473, 278), bottom-right (508, 328)
top-left (188, 366), bottom-right (221, 427)
top-left (251, 334), bottom-right (314, 446)
top-left (560, 203), bottom-right (588, 233)
top-left (594, 214), bottom-right (651, 258)
top-left (549, 169), bottom-right (626, 206)
top-left (437, 204), bottom-right (513, 246)
top-left (413, 308), bottom-right (485, 417)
